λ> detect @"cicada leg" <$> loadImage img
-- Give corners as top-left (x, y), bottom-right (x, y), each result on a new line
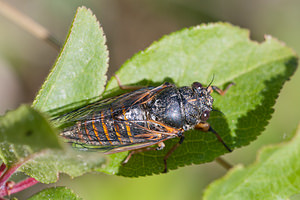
top-left (195, 122), bottom-right (232, 152)
top-left (122, 142), bottom-right (166, 165)
top-left (163, 135), bottom-right (185, 173)
top-left (195, 122), bottom-right (233, 170)
top-left (122, 135), bottom-right (185, 173)
top-left (114, 75), bottom-right (145, 90)
top-left (209, 82), bottom-right (235, 96)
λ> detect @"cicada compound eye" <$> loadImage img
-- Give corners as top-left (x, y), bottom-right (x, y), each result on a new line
top-left (192, 82), bottom-right (202, 90)
top-left (200, 110), bottom-right (210, 121)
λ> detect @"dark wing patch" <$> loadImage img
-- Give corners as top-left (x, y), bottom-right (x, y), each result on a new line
top-left (55, 83), bottom-right (173, 124)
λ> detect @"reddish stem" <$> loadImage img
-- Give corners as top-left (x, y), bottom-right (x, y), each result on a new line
top-left (0, 177), bottom-right (39, 197)
top-left (0, 153), bottom-right (44, 197)
top-left (0, 164), bottom-right (6, 177)
top-left (0, 163), bottom-right (22, 188)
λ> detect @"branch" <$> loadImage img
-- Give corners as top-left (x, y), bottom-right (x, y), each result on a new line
top-left (0, 0), bottom-right (61, 50)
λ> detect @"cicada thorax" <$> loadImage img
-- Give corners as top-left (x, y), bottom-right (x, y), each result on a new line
top-left (146, 87), bottom-right (185, 129)
top-left (145, 85), bottom-right (214, 131)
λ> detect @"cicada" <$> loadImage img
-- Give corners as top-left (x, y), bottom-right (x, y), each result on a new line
top-left (57, 79), bottom-right (233, 172)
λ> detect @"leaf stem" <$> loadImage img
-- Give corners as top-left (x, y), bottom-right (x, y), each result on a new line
top-left (0, 164), bottom-right (6, 177)
top-left (0, 177), bottom-right (39, 197)
top-left (0, 154), bottom-right (41, 197)
top-left (0, 163), bottom-right (22, 188)
top-left (215, 157), bottom-right (233, 170)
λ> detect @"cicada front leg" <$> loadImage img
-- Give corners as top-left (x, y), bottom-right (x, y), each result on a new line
top-left (195, 122), bottom-right (232, 152)
top-left (209, 82), bottom-right (235, 96)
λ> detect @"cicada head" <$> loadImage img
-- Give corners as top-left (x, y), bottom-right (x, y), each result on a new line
top-left (180, 82), bottom-right (214, 130)
top-left (192, 82), bottom-right (214, 121)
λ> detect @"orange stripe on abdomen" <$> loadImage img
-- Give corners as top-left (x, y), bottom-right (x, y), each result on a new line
top-left (111, 108), bottom-right (123, 144)
top-left (91, 117), bottom-right (103, 145)
top-left (84, 121), bottom-right (93, 141)
top-left (101, 111), bottom-right (113, 145)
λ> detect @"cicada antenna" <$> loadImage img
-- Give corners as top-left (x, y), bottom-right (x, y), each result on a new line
top-left (207, 74), bottom-right (215, 88)
top-left (211, 108), bottom-right (224, 116)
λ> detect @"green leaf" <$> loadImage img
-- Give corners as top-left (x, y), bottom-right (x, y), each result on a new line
top-left (203, 124), bottom-right (300, 200)
top-left (26, 6), bottom-right (108, 183)
top-left (33, 6), bottom-right (109, 113)
top-left (101, 23), bottom-right (298, 176)
top-left (28, 187), bottom-right (81, 200)
top-left (0, 105), bottom-right (62, 166)
top-left (0, 7), bottom-right (107, 183)
top-left (20, 148), bottom-right (106, 183)
top-left (0, 106), bottom-right (106, 183)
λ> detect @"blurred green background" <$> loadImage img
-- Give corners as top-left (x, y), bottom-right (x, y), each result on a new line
top-left (0, 0), bottom-right (299, 199)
